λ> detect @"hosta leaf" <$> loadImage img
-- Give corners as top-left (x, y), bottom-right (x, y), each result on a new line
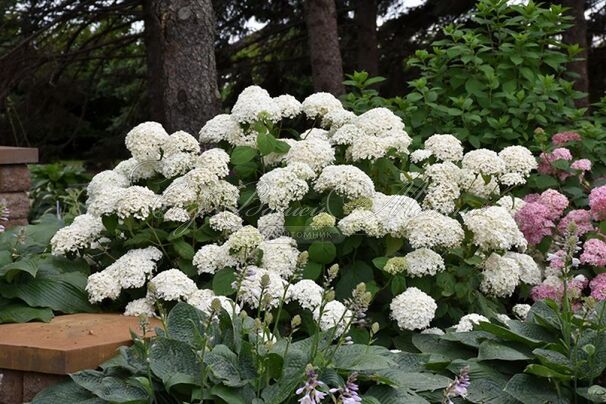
top-left (166, 302), bottom-right (208, 345)
top-left (364, 385), bottom-right (430, 404)
top-left (0, 258), bottom-right (39, 282)
top-left (503, 374), bottom-right (568, 404)
top-left (204, 344), bottom-right (252, 387)
top-left (32, 381), bottom-right (104, 404)
top-left (332, 345), bottom-right (396, 371)
top-left (0, 303), bottom-right (53, 323)
top-left (149, 337), bottom-right (201, 386)
top-left (477, 341), bottom-right (532, 361)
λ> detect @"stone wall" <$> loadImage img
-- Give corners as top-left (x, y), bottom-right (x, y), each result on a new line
top-left (0, 147), bottom-right (38, 227)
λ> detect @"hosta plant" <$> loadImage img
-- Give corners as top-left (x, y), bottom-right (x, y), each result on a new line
top-left (33, 301), bottom-right (460, 404)
top-left (50, 85), bottom-right (541, 344)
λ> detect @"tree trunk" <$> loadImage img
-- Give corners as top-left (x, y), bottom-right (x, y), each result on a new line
top-left (355, 0), bottom-right (379, 76)
top-left (561, 0), bottom-right (589, 108)
top-left (143, 0), bottom-right (221, 134)
top-left (304, 0), bottom-right (345, 95)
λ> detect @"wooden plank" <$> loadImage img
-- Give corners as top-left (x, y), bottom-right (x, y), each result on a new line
top-left (0, 313), bottom-right (160, 375)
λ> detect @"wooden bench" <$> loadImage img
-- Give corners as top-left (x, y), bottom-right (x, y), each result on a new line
top-left (0, 313), bottom-right (159, 403)
top-left (0, 146), bottom-right (39, 228)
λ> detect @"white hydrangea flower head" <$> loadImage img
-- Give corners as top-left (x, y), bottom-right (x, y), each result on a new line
top-left (496, 314), bottom-right (512, 325)
top-left (114, 158), bottom-right (158, 182)
top-left (257, 212), bottom-right (285, 239)
top-left (125, 121), bottom-right (170, 161)
top-left (331, 123), bottom-right (364, 145)
top-left (354, 108), bottom-right (405, 137)
top-left (421, 327), bottom-right (445, 335)
top-left (462, 149), bottom-right (506, 176)
top-left (115, 186), bottom-right (159, 220)
top-left (124, 297), bottom-right (156, 317)
top-left (238, 266), bottom-right (286, 309)
top-left (161, 177), bottom-right (197, 208)
top-left (455, 313), bottom-right (489, 332)
top-left (193, 243), bottom-right (236, 274)
top-left (372, 193), bottom-right (422, 237)
top-left (322, 108), bottom-right (355, 129)
top-left (209, 211), bottom-right (243, 234)
top-left (187, 289), bottom-right (241, 317)
top-left (164, 207), bottom-right (190, 222)
top-left (284, 137), bottom-right (335, 172)
top-left (313, 300), bottom-right (353, 337)
top-left (51, 214), bottom-right (104, 255)
top-left (480, 253), bottom-right (521, 298)
top-left (407, 210), bottom-right (465, 249)
top-left (196, 180), bottom-right (240, 214)
top-left (231, 85), bottom-right (281, 123)
top-left (504, 252), bottom-right (541, 285)
top-left (286, 279), bottom-right (324, 310)
top-left (199, 114), bottom-right (242, 144)
top-left (424, 134), bottom-right (464, 162)
top-left (285, 162), bottom-right (316, 181)
top-left (196, 148), bottom-right (230, 178)
top-left (512, 304), bottom-right (531, 320)
top-left (461, 206), bottom-right (527, 251)
top-left (257, 166), bottom-right (310, 211)
top-left (383, 257), bottom-right (408, 275)
top-left (259, 236), bottom-right (300, 278)
top-left (148, 269), bottom-right (197, 301)
top-left (461, 173), bottom-right (499, 198)
top-left (499, 172), bottom-right (527, 186)
top-left (163, 131), bottom-right (200, 156)
top-left (310, 212), bottom-right (336, 230)
top-left (338, 208), bottom-right (382, 237)
top-left (390, 287), bottom-right (437, 331)
top-left (86, 269), bottom-right (121, 303)
top-left (301, 92), bottom-right (342, 118)
top-left (423, 183), bottom-right (459, 214)
top-left (86, 186), bottom-right (125, 217)
top-left (410, 149), bottom-right (433, 163)
top-left (405, 248), bottom-right (445, 277)
top-left (496, 195), bottom-right (526, 216)
top-left (300, 128), bottom-right (330, 142)
top-left (159, 152), bottom-right (197, 178)
top-left (87, 170), bottom-right (130, 197)
top-left (226, 225), bottom-right (264, 260)
top-left (349, 134), bottom-right (410, 161)
top-left (314, 165), bottom-right (375, 200)
top-left (498, 145), bottom-right (537, 176)
top-left (107, 246), bottom-right (163, 289)
top-left (273, 94), bottom-right (302, 118)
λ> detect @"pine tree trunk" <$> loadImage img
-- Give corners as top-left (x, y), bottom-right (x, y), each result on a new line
top-left (304, 0), bottom-right (345, 95)
top-left (561, 0), bottom-right (589, 108)
top-left (143, 0), bottom-right (221, 134)
top-left (355, 0), bottom-right (379, 76)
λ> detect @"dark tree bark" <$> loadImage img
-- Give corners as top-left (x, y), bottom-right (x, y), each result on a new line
top-left (143, 0), bottom-right (221, 134)
top-left (355, 0), bottom-right (379, 76)
top-left (560, 0), bottom-right (589, 108)
top-left (303, 0), bottom-right (345, 95)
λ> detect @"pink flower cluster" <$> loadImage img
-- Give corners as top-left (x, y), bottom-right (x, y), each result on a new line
top-left (538, 147), bottom-right (573, 179)
top-left (589, 273), bottom-right (606, 300)
top-left (515, 189), bottom-right (568, 245)
top-left (580, 239), bottom-right (606, 267)
top-left (589, 185), bottom-right (606, 221)
top-left (552, 131), bottom-right (582, 145)
top-left (530, 275), bottom-right (587, 303)
top-left (557, 209), bottom-right (594, 236)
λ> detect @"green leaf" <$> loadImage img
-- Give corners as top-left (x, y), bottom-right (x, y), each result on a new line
top-left (231, 146), bottom-right (258, 165)
top-left (365, 385), bottom-right (430, 404)
top-left (302, 261), bottom-right (323, 280)
top-left (0, 304), bottom-right (53, 323)
top-left (172, 239), bottom-right (195, 260)
top-left (204, 344), bottom-right (252, 387)
top-left (32, 381), bottom-right (104, 404)
top-left (273, 140), bottom-right (291, 154)
top-left (577, 385), bottom-right (606, 403)
top-left (524, 364), bottom-right (572, 381)
top-left (0, 258), bottom-right (39, 282)
top-left (477, 341), bottom-right (532, 361)
top-left (210, 385), bottom-right (246, 404)
top-left (71, 370), bottom-right (149, 402)
top-left (332, 345), bottom-right (396, 371)
top-left (503, 374), bottom-right (567, 404)
top-left (372, 256), bottom-right (388, 270)
top-left (256, 132), bottom-right (276, 156)
top-left (308, 241), bottom-right (336, 264)
top-left (166, 302), bottom-right (208, 345)
top-left (149, 337), bottom-right (201, 387)
top-left (212, 268), bottom-right (236, 296)
top-left (0, 275), bottom-right (95, 313)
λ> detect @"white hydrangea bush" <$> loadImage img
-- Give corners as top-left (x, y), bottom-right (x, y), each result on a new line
top-left (50, 85), bottom-right (539, 339)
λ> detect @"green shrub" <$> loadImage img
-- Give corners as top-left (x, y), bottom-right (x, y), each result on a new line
top-left (29, 161), bottom-right (91, 221)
